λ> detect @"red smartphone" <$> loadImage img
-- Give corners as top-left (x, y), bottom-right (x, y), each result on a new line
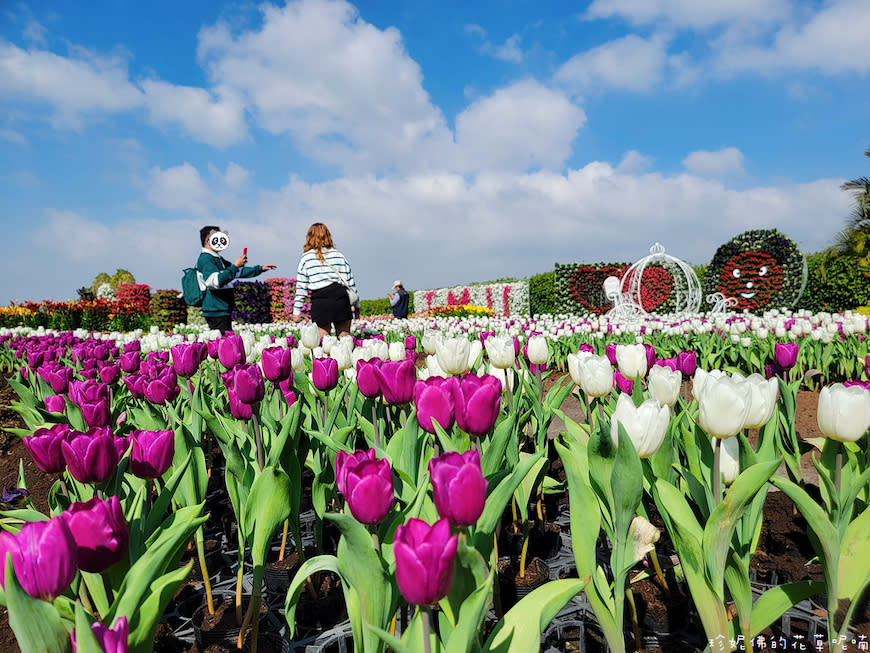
top-left (242, 247), bottom-right (247, 257)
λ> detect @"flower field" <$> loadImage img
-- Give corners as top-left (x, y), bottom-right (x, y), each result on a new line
top-left (0, 309), bottom-right (869, 653)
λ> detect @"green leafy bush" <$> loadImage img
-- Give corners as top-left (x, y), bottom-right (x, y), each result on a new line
top-left (796, 252), bottom-right (870, 313)
top-left (529, 271), bottom-right (556, 315)
top-left (360, 292), bottom-right (414, 317)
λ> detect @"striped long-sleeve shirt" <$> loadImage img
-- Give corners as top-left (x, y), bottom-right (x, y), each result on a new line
top-left (293, 248), bottom-right (357, 315)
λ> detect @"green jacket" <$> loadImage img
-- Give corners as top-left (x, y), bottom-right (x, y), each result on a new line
top-left (196, 250), bottom-right (263, 317)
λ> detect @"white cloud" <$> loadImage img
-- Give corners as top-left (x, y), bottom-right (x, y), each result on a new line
top-left (584, 0), bottom-right (792, 30)
top-left (222, 162), bottom-right (250, 190)
top-left (0, 40), bottom-right (143, 126)
top-left (712, 0), bottom-right (870, 76)
top-left (0, 129), bottom-right (28, 146)
top-left (617, 150), bottom-right (654, 173)
top-left (146, 163), bottom-right (213, 216)
top-left (493, 34), bottom-right (524, 64)
top-left (22, 20), bottom-right (48, 46)
top-left (682, 147), bottom-right (745, 177)
top-left (454, 80), bottom-right (585, 172)
top-left (554, 34), bottom-right (670, 93)
top-left (197, 0), bottom-right (455, 174)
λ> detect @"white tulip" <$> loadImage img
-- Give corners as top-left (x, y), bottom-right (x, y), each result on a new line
top-left (331, 343), bottom-right (352, 371)
top-left (615, 343), bottom-right (647, 380)
top-left (578, 355), bottom-right (613, 398)
top-left (628, 515), bottom-right (661, 563)
top-left (321, 335), bottom-right (337, 354)
top-left (300, 322), bottom-right (321, 349)
top-left (485, 335), bottom-right (516, 369)
top-left (697, 373), bottom-right (752, 439)
top-left (610, 394), bottom-right (670, 458)
top-left (648, 365), bottom-right (681, 407)
top-left (467, 340), bottom-right (483, 370)
top-left (567, 351), bottom-right (593, 386)
top-left (743, 374), bottom-right (778, 429)
top-left (715, 437), bottom-right (740, 486)
top-left (370, 340), bottom-right (389, 361)
top-left (527, 335), bottom-right (549, 365)
top-left (817, 383), bottom-right (870, 443)
top-left (422, 332), bottom-right (439, 354)
top-left (426, 354), bottom-right (448, 379)
top-left (388, 341), bottom-right (405, 362)
top-left (436, 337), bottom-right (471, 375)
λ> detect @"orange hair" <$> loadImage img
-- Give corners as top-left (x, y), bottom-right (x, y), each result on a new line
top-left (303, 222), bottom-right (335, 262)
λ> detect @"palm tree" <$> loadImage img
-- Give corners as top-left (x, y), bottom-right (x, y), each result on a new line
top-left (830, 146), bottom-right (870, 267)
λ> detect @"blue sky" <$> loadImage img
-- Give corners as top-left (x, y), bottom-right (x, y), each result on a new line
top-left (1, 0), bottom-right (868, 305)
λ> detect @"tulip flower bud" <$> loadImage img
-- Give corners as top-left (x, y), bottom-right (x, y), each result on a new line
top-left (616, 343), bottom-right (647, 380)
top-left (62, 496), bottom-right (129, 573)
top-left (300, 322), bottom-right (321, 349)
top-left (44, 394), bottom-right (66, 414)
top-left (260, 346), bottom-right (293, 382)
top-left (648, 365), bottom-right (681, 407)
top-left (696, 373), bottom-right (752, 439)
top-left (71, 616), bottom-right (129, 653)
top-left (677, 350), bottom-right (697, 377)
top-left (331, 342), bottom-right (353, 371)
top-left (62, 427), bottom-right (120, 484)
top-left (376, 359), bottom-right (416, 405)
top-left (217, 335), bottom-right (246, 370)
top-left (312, 357), bottom-right (339, 392)
top-left (119, 351), bottom-right (141, 374)
top-left (817, 383), bottom-right (870, 443)
top-left (143, 373), bottom-right (180, 405)
top-left (484, 335), bottom-right (516, 369)
top-left (128, 430), bottom-right (175, 479)
top-left (231, 363), bottom-right (266, 405)
top-left (429, 450), bottom-right (487, 527)
top-left (773, 342), bottom-right (798, 371)
top-left (394, 518), bottom-right (458, 606)
top-left (24, 424), bottom-right (71, 474)
top-left (613, 370), bottom-right (633, 395)
top-left (454, 373), bottom-right (501, 437)
top-left (716, 436), bottom-right (740, 486)
top-left (436, 337), bottom-right (471, 376)
top-left (341, 457), bottom-right (395, 525)
top-left (170, 343), bottom-right (205, 378)
top-left (227, 387), bottom-right (253, 420)
top-left (0, 516), bottom-right (78, 601)
top-left (526, 335), bottom-right (549, 365)
top-left (404, 335), bottom-right (417, 351)
top-left (743, 374), bottom-right (779, 429)
top-left (566, 351), bottom-right (592, 386)
top-left (356, 358), bottom-right (383, 398)
top-left (578, 355), bottom-right (613, 398)
top-left (610, 394), bottom-right (669, 458)
top-left (335, 448), bottom-right (376, 497)
top-left (38, 363), bottom-right (75, 394)
top-left (414, 377), bottom-right (458, 434)
top-left (278, 377), bottom-right (297, 408)
top-left (388, 341), bottom-right (405, 362)
top-left (605, 343), bottom-right (618, 365)
top-left (80, 398), bottom-right (111, 428)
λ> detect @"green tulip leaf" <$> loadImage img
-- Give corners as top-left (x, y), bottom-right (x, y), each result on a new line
top-left (4, 555), bottom-right (69, 653)
top-left (285, 555), bottom-right (342, 638)
top-left (612, 423), bottom-right (643, 543)
top-left (838, 504), bottom-right (870, 602)
top-left (749, 580), bottom-right (825, 637)
top-left (483, 578), bottom-right (587, 653)
top-left (74, 601), bottom-right (103, 653)
top-left (244, 466), bottom-right (292, 568)
top-left (481, 412), bottom-right (517, 477)
top-left (127, 562), bottom-right (194, 653)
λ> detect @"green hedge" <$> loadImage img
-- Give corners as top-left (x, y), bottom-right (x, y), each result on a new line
top-left (360, 292), bottom-right (414, 317)
top-left (529, 271), bottom-right (556, 316)
top-left (796, 253), bottom-right (870, 313)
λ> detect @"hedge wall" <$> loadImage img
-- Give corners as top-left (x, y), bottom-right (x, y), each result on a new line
top-left (796, 253), bottom-right (870, 313)
top-left (529, 272), bottom-right (557, 316)
top-left (150, 290), bottom-right (187, 331)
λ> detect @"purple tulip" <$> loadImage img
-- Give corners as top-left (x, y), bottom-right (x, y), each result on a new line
top-left (454, 373), bottom-right (501, 437)
top-left (45, 394), bottom-right (66, 413)
top-left (613, 370), bottom-right (634, 394)
top-left (865, 354), bottom-right (870, 379)
top-left (393, 517), bottom-right (458, 606)
top-left (23, 424), bottom-right (71, 474)
top-left (356, 359), bottom-right (382, 399)
top-left (123, 341), bottom-right (140, 353)
top-left (146, 351), bottom-right (170, 365)
top-left (68, 379), bottom-right (110, 407)
top-left (340, 456), bottom-right (395, 525)
top-left (579, 343), bottom-right (594, 354)
top-left (774, 342), bottom-right (799, 370)
top-left (26, 349), bottom-right (45, 369)
top-left (38, 363), bottom-right (74, 394)
top-left (144, 373), bottom-right (180, 405)
top-left (278, 377), bottom-right (297, 408)
top-left (335, 448), bottom-right (377, 497)
top-left (62, 496), bottom-right (129, 573)
top-left (98, 364), bottom-right (121, 385)
top-left (113, 435), bottom-right (130, 459)
top-left (655, 357), bottom-right (679, 372)
top-left (91, 343), bottom-right (110, 361)
top-left (643, 344), bottom-right (656, 372)
top-left (414, 377), bottom-right (458, 435)
top-left (429, 450), bottom-right (487, 527)
top-left (227, 388), bottom-right (253, 420)
top-left (605, 343), bottom-right (618, 365)
top-left (763, 364), bottom-right (779, 380)
top-left (260, 347), bottom-right (293, 383)
top-left (207, 339), bottom-right (219, 360)
top-left (0, 517), bottom-right (78, 601)
top-left (312, 357), bottom-right (339, 392)
top-left (404, 335), bottom-right (417, 351)
top-left (128, 430), bottom-right (175, 479)
top-left (170, 343), bottom-right (205, 378)
top-left (376, 359), bottom-right (416, 405)
top-left (72, 616), bottom-right (129, 653)
top-left (217, 335), bottom-right (246, 369)
top-left (677, 350), bottom-right (697, 377)
top-left (119, 351), bottom-right (141, 374)
top-left (62, 428), bottom-right (119, 484)
top-left (122, 374), bottom-right (146, 399)
top-left (231, 363), bottom-right (266, 405)
top-left (0, 488), bottom-right (28, 505)
top-left (80, 398), bottom-right (111, 428)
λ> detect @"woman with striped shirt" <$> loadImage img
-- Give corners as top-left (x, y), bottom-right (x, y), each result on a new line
top-left (291, 222), bottom-right (358, 338)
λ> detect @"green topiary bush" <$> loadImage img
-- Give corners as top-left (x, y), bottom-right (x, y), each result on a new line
top-left (360, 292), bottom-right (415, 317)
top-left (796, 252), bottom-right (870, 313)
top-left (529, 271), bottom-right (557, 316)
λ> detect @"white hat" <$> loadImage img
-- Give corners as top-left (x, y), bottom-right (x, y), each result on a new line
top-left (393, 280), bottom-right (402, 287)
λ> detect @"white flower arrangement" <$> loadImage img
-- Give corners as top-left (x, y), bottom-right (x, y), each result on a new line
top-left (412, 280), bottom-right (530, 316)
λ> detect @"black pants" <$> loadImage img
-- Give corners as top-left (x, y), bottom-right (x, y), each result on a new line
top-left (205, 314), bottom-right (233, 334)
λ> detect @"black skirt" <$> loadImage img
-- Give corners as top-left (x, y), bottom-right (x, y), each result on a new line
top-left (309, 283), bottom-right (352, 327)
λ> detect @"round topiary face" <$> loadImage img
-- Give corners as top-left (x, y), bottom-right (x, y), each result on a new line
top-left (720, 251), bottom-right (783, 310)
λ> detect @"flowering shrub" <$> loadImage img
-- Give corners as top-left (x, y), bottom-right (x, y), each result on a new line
top-left (96, 283), bottom-right (116, 300)
top-left (555, 262), bottom-right (631, 314)
top-left (233, 281), bottom-right (272, 324)
top-left (265, 277), bottom-right (309, 320)
top-left (0, 305), bottom-right (35, 328)
top-left (413, 280), bottom-right (528, 316)
top-left (704, 229), bottom-right (806, 310)
top-left (115, 284), bottom-right (152, 316)
top-left (429, 304), bottom-right (494, 318)
top-left (150, 290), bottom-right (187, 331)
